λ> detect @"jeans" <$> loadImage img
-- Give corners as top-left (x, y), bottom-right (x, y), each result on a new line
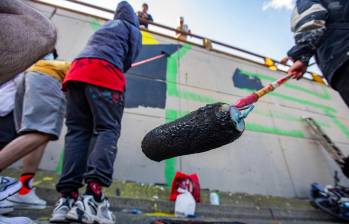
top-left (56, 82), bottom-right (124, 192)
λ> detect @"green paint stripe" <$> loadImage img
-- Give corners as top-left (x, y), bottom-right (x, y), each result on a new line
top-left (165, 109), bottom-right (188, 120)
top-left (165, 109), bottom-right (305, 138)
top-left (55, 149), bottom-right (64, 174)
top-left (164, 44), bottom-right (192, 186)
top-left (245, 123), bottom-right (305, 138)
top-left (285, 84), bottom-right (330, 100)
top-left (241, 88), bottom-right (336, 113)
top-left (252, 108), bottom-right (330, 128)
top-left (166, 44), bottom-right (216, 104)
top-left (329, 115), bottom-right (349, 139)
top-left (89, 18), bottom-right (102, 31)
top-left (270, 92), bottom-right (336, 113)
top-left (177, 91), bottom-right (216, 103)
top-left (167, 45), bottom-right (191, 93)
top-left (239, 69), bottom-right (331, 100)
top-left (164, 158), bottom-right (176, 186)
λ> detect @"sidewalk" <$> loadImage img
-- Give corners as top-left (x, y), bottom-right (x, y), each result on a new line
top-left (2, 169), bottom-right (341, 224)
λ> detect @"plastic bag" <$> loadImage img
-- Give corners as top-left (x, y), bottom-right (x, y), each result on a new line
top-left (174, 189), bottom-right (196, 217)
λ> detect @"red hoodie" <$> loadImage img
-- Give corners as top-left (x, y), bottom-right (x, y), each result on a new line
top-left (63, 58), bottom-right (125, 92)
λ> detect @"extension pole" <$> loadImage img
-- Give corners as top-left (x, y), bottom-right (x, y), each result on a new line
top-left (131, 53), bottom-right (167, 68)
top-left (235, 74), bottom-right (293, 108)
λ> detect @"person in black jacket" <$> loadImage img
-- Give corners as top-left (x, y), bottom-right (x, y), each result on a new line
top-left (282, 0), bottom-right (349, 107)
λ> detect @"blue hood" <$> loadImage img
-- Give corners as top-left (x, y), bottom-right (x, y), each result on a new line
top-left (114, 1), bottom-right (139, 27)
top-left (77, 0), bottom-right (142, 73)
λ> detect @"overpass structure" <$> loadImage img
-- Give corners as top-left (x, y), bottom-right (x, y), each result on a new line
top-left (22, 0), bottom-right (349, 198)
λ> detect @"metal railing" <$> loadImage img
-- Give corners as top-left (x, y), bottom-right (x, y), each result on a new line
top-left (30, 0), bottom-right (326, 84)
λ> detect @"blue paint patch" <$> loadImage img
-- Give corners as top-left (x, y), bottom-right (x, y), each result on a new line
top-left (233, 68), bottom-right (263, 90)
top-left (125, 44), bottom-right (181, 109)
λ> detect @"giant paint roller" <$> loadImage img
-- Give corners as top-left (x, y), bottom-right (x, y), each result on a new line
top-left (142, 74), bottom-right (293, 162)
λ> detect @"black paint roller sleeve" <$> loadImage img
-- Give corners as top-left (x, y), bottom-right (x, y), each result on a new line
top-left (141, 103), bottom-right (247, 162)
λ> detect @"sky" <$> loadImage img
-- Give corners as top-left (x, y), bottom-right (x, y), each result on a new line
top-left (43, 0), bottom-right (319, 72)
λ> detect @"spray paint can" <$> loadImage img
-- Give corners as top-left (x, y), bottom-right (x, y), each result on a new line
top-left (209, 191), bottom-right (220, 206)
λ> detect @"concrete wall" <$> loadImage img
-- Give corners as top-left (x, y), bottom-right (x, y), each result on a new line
top-left (24, 1), bottom-right (349, 198)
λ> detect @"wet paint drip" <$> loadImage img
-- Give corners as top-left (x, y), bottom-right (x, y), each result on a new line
top-left (142, 103), bottom-right (245, 162)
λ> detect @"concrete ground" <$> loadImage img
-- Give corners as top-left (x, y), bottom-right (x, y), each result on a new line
top-left (2, 169), bottom-right (343, 224)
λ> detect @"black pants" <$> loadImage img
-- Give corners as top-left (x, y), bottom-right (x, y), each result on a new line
top-left (0, 112), bottom-right (17, 150)
top-left (56, 83), bottom-right (124, 193)
top-left (332, 61), bottom-right (349, 108)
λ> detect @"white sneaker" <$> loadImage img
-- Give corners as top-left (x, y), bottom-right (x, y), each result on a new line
top-left (0, 200), bottom-right (14, 215)
top-left (0, 177), bottom-right (21, 201)
top-left (49, 197), bottom-right (75, 223)
top-left (8, 188), bottom-right (46, 209)
top-left (66, 195), bottom-right (115, 224)
top-left (0, 215), bottom-right (35, 224)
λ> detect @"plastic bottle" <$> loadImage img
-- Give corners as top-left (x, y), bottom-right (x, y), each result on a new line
top-left (209, 191), bottom-right (220, 206)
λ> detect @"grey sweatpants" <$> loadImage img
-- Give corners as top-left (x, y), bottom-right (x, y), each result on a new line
top-left (0, 0), bottom-right (57, 84)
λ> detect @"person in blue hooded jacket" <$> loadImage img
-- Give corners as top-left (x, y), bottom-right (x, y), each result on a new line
top-left (50, 2), bottom-right (142, 223)
top-left (282, 0), bottom-right (349, 108)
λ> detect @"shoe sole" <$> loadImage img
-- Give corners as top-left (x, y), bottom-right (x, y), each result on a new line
top-left (49, 217), bottom-right (70, 223)
top-left (66, 208), bottom-right (88, 223)
top-left (0, 182), bottom-right (22, 201)
top-left (7, 200), bottom-right (46, 210)
top-left (0, 207), bottom-right (14, 215)
top-left (95, 218), bottom-right (115, 224)
top-left (66, 208), bottom-right (115, 224)
top-left (66, 217), bottom-right (84, 223)
top-left (66, 211), bottom-right (115, 224)
top-left (66, 217), bottom-right (114, 224)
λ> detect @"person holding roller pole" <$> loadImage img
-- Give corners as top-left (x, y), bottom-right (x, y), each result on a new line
top-left (50, 1), bottom-right (142, 223)
top-left (282, 0), bottom-right (349, 176)
top-left (281, 0), bottom-right (349, 108)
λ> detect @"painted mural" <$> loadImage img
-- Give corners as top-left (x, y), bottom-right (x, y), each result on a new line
top-left (29, 1), bottom-right (349, 197)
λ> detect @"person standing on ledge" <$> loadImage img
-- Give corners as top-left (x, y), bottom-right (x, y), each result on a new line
top-left (176, 16), bottom-right (191, 41)
top-left (282, 0), bottom-right (349, 108)
top-left (137, 3), bottom-right (153, 29)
